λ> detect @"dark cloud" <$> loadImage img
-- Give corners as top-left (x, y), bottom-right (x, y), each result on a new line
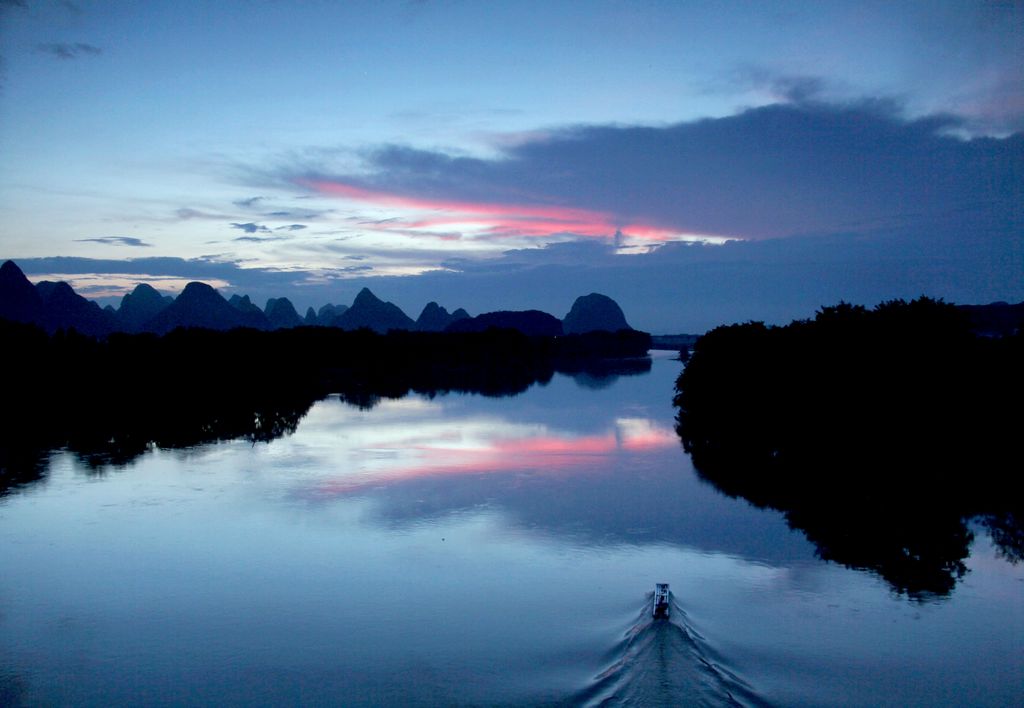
top-left (264, 208), bottom-right (330, 219)
top-left (36, 42), bottom-right (102, 60)
top-left (735, 67), bottom-right (831, 103)
top-left (284, 101), bottom-right (1021, 241)
top-left (696, 66), bottom-right (838, 106)
top-left (75, 236), bottom-right (152, 248)
top-left (230, 222), bottom-right (270, 234)
top-left (228, 221), bottom-right (305, 237)
top-left (232, 235), bottom-right (288, 243)
top-left (233, 196), bottom-right (264, 208)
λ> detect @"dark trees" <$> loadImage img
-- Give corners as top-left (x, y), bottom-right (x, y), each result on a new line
top-left (673, 297), bottom-right (1022, 597)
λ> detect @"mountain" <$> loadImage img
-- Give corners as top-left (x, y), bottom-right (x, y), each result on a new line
top-left (415, 302), bottom-right (470, 332)
top-left (36, 280), bottom-right (117, 337)
top-left (0, 260), bottom-right (45, 325)
top-left (562, 293), bottom-right (632, 334)
top-left (265, 297), bottom-right (303, 329)
top-left (317, 303), bottom-right (347, 326)
top-left (0, 260), bottom-right (643, 340)
top-left (228, 294), bottom-right (263, 315)
top-left (334, 288), bottom-right (415, 333)
top-left (119, 283), bottom-right (171, 332)
top-left (145, 282), bottom-right (269, 334)
top-left (446, 310), bottom-right (564, 337)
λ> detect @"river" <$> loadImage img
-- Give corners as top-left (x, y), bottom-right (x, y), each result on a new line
top-left (1, 352), bottom-right (1020, 706)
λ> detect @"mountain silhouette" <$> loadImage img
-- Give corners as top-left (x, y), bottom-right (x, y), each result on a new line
top-left (562, 293), bottom-right (632, 334)
top-left (334, 288), bottom-right (414, 332)
top-left (265, 297), bottom-right (303, 329)
top-left (447, 310), bottom-right (564, 337)
top-left (145, 282), bottom-right (269, 333)
top-left (415, 301), bottom-right (470, 331)
top-left (0, 259), bottom-right (654, 341)
top-left (36, 280), bottom-right (117, 337)
top-left (316, 303), bottom-right (347, 325)
top-left (0, 260), bottom-right (45, 325)
top-left (119, 283), bottom-right (172, 332)
top-left (228, 294), bottom-right (263, 316)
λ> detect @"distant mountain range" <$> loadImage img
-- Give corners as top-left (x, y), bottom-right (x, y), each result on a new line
top-left (0, 260), bottom-right (640, 337)
top-left (7, 260), bottom-right (1019, 339)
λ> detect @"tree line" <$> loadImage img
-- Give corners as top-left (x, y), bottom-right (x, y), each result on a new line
top-left (0, 320), bottom-right (650, 493)
top-left (674, 297), bottom-right (1022, 597)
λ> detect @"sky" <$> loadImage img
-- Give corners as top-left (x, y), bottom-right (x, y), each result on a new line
top-left (1, 0), bottom-right (1021, 332)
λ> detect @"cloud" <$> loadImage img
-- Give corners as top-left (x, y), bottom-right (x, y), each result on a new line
top-left (11, 102), bottom-right (1021, 331)
top-left (727, 66), bottom-right (833, 104)
top-left (11, 256), bottom-right (387, 311)
top-left (13, 198), bottom-right (1023, 334)
top-left (13, 256), bottom-right (326, 297)
top-left (232, 235), bottom-right (289, 243)
top-left (263, 208), bottom-right (330, 219)
top-left (294, 178), bottom-right (677, 243)
top-left (276, 101), bottom-right (1021, 242)
top-left (326, 217), bottom-right (1023, 333)
top-left (228, 222), bottom-right (304, 238)
top-left (36, 42), bottom-right (102, 60)
top-left (176, 207), bottom-right (234, 220)
top-left (233, 196), bottom-right (264, 208)
top-left (230, 222), bottom-right (270, 234)
top-left (75, 236), bottom-right (152, 248)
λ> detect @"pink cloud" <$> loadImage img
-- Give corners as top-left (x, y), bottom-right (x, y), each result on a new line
top-left (297, 177), bottom-right (679, 241)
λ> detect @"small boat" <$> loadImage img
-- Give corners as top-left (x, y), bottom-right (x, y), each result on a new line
top-left (653, 583), bottom-right (670, 618)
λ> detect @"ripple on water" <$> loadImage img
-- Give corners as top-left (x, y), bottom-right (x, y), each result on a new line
top-left (574, 591), bottom-right (768, 707)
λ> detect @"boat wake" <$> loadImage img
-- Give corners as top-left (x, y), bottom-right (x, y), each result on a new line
top-left (573, 591), bottom-right (766, 707)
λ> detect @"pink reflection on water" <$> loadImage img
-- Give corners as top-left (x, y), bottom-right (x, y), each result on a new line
top-left (301, 418), bottom-right (676, 500)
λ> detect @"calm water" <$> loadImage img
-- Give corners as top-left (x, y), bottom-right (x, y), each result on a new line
top-left (1, 353), bottom-right (1021, 706)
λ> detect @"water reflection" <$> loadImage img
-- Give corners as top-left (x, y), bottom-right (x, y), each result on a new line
top-left (298, 411), bottom-right (674, 496)
top-left (2, 357), bottom-right (1022, 707)
top-left (262, 382), bottom-right (814, 565)
top-left (0, 353), bottom-right (650, 497)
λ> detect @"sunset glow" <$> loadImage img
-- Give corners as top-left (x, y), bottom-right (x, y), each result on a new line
top-left (0, 0), bottom-right (1019, 332)
top-left (300, 177), bottom-right (686, 244)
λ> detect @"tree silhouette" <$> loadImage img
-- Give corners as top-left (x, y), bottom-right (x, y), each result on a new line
top-left (0, 320), bottom-right (651, 495)
top-left (674, 297), bottom-right (1022, 598)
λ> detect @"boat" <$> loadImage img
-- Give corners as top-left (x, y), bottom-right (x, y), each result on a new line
top-left (653, 583), bottom-right (670, 618)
